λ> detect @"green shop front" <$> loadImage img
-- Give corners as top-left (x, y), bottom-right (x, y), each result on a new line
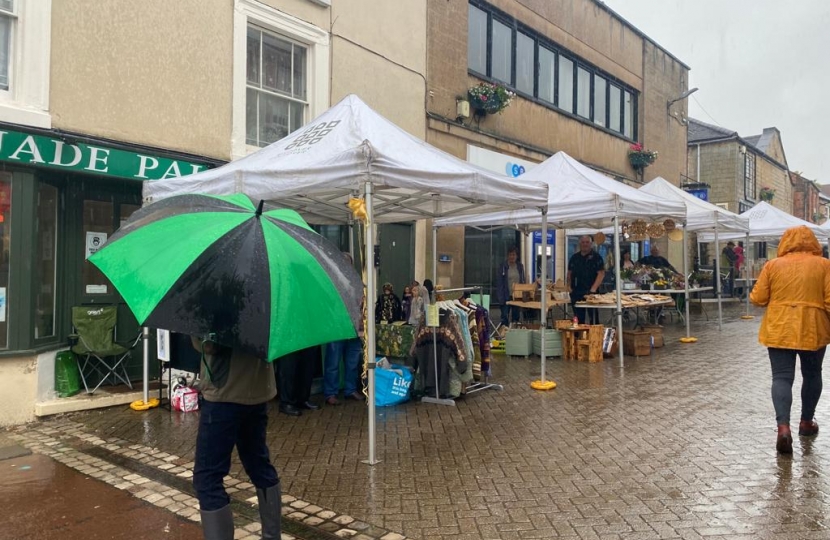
top-left (0, 124), bottom-right (218, 424)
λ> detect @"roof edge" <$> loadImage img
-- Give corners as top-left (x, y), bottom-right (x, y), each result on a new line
top-left (591, 0), bottom-right (691, 70)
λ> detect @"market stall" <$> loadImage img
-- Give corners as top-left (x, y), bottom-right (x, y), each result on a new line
top-left (639, 177), bottom-right (749, 334)
top-left (697, 201), bottom-right (829, 319)
top-left (435, 151), bottom-right (687, 367)
top-left (142, 94), bottom-right (550, 465)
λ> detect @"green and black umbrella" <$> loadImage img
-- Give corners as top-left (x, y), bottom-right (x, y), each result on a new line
top-left (89, 193), bottom-right (362, 361)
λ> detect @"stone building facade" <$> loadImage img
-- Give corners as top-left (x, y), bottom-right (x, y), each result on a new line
top-left (426, 0), bottom-right (691, 290)
top-left (791, 172), bottom-right (823, 224)
top-left (687, 119), bottom-right (792, 216)
top-left (0, 0), bottom-right (428, 425)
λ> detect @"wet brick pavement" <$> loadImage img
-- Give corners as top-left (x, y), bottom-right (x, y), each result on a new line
top-left (16, 303), bottom-right (830, 539)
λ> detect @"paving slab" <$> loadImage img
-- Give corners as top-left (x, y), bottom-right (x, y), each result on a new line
top-left (17, 303), bottom-right (830, 539)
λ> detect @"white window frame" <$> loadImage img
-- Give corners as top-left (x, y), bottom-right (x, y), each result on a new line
top-left (232, 0), bottom-right (329, 159)
top-left (0, 0), bottom-right (51, 129)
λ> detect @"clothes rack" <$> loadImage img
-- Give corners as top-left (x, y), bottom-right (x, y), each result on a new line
top-left (421, 286), bottom-right (503, 406)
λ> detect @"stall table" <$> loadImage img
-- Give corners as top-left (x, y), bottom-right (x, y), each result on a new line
top-left (375, 323), bottom-right (416, 360)
top-left (575, 298), bottom-right (674, 329)
top-left (621, 287), bottom-right (713, 323)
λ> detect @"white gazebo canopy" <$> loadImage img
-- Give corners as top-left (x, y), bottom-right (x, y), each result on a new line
top-left (640, 177), bottom-right (748, 233)
top-left (698, 201), bottom-right (829, 242)
top-left (436, 151), bottom-right (687, 367)
top-left (140, 94), bottom-right (549, 466)
top-left (434, 151), bottom-right (686, 229)
top-left (144, 94), bottom-right (548, 223)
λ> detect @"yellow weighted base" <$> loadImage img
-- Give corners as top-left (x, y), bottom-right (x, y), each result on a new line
top-left (530, 380), bottom-right (557, 391)
top-left (740, 315), bottom-right (755, 320)
top-left (679, 337), bottom-right (698, 343)
top-left (130, 398), bottom-right (160, 411)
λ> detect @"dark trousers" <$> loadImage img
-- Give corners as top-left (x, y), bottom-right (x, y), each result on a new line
top-left (500, 305), bottom-right (521, 326)
top-left (571, 303), bottom-right (599, 324)
top-left (769, 347), bottom-right (825, 425)
top-left (193, 400), bottom-right (278, 511)
top-left (276, 346), bottom-right (318, 406)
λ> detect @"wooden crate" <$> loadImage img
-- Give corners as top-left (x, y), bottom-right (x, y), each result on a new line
top-left (554, 319), bottom-right (573, 330)
top-left (623, 330), bottom-right (652, 357)
top-left (641, 324), bottom-right (664, 348)
top-left (577, 325), bottom-right (604, 362)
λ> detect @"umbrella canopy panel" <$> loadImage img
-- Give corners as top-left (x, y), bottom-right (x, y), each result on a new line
top-left (142, 94), bottom-right (549, 225)
top-left (90, 193), bottom-right (362, 361)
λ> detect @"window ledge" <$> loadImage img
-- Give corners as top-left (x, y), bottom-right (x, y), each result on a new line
top-left (0, 101), bottom-right (51, 129)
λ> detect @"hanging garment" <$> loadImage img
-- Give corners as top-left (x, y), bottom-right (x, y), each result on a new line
top-left (475, 307), bottom-right (492, 376)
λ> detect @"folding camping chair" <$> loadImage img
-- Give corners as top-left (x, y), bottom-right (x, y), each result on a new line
top-left (70, 306), bottom-right (141, 394)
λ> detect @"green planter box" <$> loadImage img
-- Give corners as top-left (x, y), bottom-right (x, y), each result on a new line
top-left (532, 329), bottom-right (563, 357)
top-left (505, 329), bottom-right (533, 357)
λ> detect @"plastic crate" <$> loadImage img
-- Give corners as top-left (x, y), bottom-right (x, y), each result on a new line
top-left (532, 329), bottom-right (563, 356)
top-left (505, 329), bottom-right (533, 356)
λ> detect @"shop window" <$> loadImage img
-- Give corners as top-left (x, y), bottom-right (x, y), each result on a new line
top-left (466, 1), bottom-right (638, 140)
top-left (515, 31), bottom-right (534, 95)
top-left (609, 84), bottom-right (621, 132)
top-left (463, 227), bottom-right (520, 302)
top-left (82, 201), bottom-right (115, 296)
top-left (538, 46), bottom-right (555, 104)
top-left (576, 66), bottom-right (590, 119)
top-left (623, 90), bottom-right (634, 139)
top-left (467, 3), bottom-right (487, 75)
top-left (744, 153), bottom-right (756, 201)
top-left (34, 183), bottom-right (57, 340)
top-left (490, 18), bottom-right (511, 84)
top-left (0, 0), bottom-right (13, 91)
top-left (593, 75), bottom-right (607, 127)
top-left (0, 174), bottom-right (10, 348)
top-left (557, 56), bottom-right (574, 113)
top-left (246, 25), bottom-right (307, 147)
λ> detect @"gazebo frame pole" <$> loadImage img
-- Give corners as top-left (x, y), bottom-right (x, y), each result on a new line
top-left (613, 215), bottom-right (624, 366)
top-left (715, 228), bottom-right (723, 331)
top-left (364, 182), bottom-right (380, 465)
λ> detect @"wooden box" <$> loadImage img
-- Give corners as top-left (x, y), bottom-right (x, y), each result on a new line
top-left (641, 324), bottom-right (664, 348)
top-left (577, 325), bottom-right (604, 362)
top-left (623, 330), bottom-right (652, 357)
top-left (554, 319), bottom-right (573, 330)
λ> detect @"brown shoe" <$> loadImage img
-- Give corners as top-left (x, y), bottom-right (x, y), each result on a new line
top-left (777, 424), bottom-right (793, 454)
top-left (325, 396), bottom-right (339, 406)
top-left (799, 419), bottom-right (819, 437)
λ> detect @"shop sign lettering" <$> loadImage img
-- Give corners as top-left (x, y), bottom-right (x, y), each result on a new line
top-left (0, 129), bottom-right (210, 181)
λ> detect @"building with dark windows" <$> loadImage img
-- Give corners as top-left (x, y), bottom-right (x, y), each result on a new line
top-left (425, 0), bottom-right (691, 295)
top-left (0, 0), bottom-right (428, 425)
top-left (687, 119), bottom-right (792, 216)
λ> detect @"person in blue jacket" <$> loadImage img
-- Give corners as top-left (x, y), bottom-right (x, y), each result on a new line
top-left (496, 246), bottom-right (526, 328)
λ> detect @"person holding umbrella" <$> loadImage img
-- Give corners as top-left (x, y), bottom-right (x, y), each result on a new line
top-left (88, 194), bottom-right (363, 539)
top-left (750, 226), bottom-right (830, 454)
top-left (191, 336), bottom-right (281, 539)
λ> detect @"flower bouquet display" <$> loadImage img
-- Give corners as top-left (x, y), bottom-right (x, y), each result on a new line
top-left (468, 82), bottom-right (515, 115)
top-left (628, 143), bottom-right (658, 171)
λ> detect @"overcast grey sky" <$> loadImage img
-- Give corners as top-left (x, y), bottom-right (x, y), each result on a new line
top-left (601, 0), bottom-right (830, 182)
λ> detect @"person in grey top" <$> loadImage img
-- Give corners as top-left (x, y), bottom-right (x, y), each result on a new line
top-left (496, 246), bottom-right (526, 327)
top-left (191, 336), bottom-right (281, 540)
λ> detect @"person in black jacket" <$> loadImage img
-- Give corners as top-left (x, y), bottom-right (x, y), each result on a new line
top-left (375, 282), bottom-right (402, 323)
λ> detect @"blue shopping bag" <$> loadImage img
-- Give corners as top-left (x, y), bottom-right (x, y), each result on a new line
top-left (374, 362), bottom-right (413, 407)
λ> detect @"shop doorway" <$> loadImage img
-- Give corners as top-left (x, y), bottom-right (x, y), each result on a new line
top-left (66, 179), bottom-right (144, 385)
top-left (377, 223), bottom-right (413, 296)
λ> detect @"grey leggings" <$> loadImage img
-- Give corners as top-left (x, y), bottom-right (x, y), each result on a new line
top-left (769, 347), bottom-right (825, 425)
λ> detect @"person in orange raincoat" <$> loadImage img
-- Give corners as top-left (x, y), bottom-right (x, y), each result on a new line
top-left (750, 226), bottom-right (830, 454)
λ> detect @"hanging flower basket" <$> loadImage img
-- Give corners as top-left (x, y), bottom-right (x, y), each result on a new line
top-left (468, 82), bottom-right (515, 116)
top-left (759, 187), bottom-right (775, 202)
top-left (628, 143), bottom-right (658, 170)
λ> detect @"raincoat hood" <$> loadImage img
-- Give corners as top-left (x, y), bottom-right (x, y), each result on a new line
top-left (778, 225), bottom-right (822, 257)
